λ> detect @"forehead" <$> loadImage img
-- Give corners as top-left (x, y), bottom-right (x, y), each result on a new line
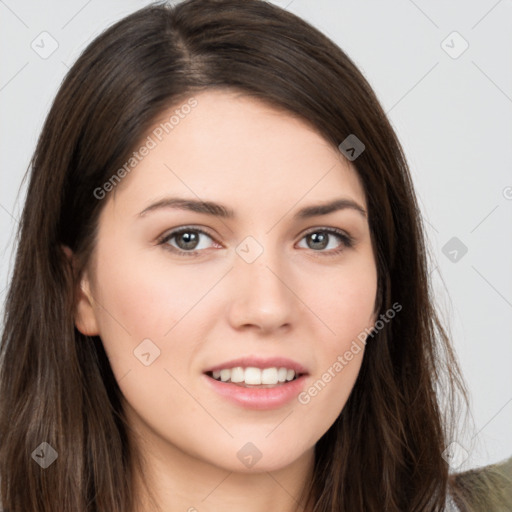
top-left (108, 89), bottom-right (367, 215)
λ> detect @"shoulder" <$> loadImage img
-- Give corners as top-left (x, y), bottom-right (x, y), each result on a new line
top-left (448, 456), bottom-right (512, 511)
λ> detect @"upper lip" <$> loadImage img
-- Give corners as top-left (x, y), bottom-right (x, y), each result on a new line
top-left (204, 356), bottom-right (308, 375)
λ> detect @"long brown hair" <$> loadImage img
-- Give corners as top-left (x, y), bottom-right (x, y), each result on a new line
top-left (0, 1), bottom-right (470, 510)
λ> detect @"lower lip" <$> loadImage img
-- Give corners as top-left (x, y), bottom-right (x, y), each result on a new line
top-left (203, 374), bottom-right (308, 410)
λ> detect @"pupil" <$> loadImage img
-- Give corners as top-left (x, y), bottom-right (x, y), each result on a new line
top-left (178, 231), bottom-right (198, 250)
top-left (309, 232), bottom-right (328, 250)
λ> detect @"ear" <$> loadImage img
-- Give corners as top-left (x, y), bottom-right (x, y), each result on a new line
top-left (61, 245), bottom-right (100, 336)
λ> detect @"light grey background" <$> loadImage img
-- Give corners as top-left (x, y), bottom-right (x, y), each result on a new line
top-left (1, 0), bottom-right (511, 471)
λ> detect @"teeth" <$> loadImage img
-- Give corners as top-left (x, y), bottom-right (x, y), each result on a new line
top-left (261, 367), bottom-right (278, 385)
top-left (230, 367), bottom-right (244, 383)
top-left (209, 366), bottom-right (298, 385)
top-left (245, 367), bottom-right (262, 385)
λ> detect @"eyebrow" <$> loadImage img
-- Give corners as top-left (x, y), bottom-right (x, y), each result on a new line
top-left (138, 197), bottom-right (367, 220)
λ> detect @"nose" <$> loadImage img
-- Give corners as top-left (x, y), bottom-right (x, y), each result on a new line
top-left (226, 245), bottom-right (297, 334)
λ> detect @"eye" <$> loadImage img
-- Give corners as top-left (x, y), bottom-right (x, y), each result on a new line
top-left (157, 226), bottom-right (219, 256)
top-left (157, 226), bottom-right (354, 257)
top-left (297, 227), bottom-right (354, 255)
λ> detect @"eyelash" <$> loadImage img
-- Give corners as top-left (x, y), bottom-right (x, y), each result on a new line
top-left (156, 225), bottom-right (354, 258)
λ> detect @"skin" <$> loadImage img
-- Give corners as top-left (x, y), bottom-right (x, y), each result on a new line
top-left (70, 89), bottom-right (378, 512)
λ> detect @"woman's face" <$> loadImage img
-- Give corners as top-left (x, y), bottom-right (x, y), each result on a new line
top-left (74, 89), bottom-right (378, 473)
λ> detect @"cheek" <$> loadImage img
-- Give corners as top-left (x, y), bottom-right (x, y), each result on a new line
top-left (333, 273), bottom-right (377, 336)
top-left (297, 284), bottom-right (372, 438)
top-left (90, 239), bottom-right (222, 382)
top-left (93, 240), bottom-right (213, 337)
top-left (309, 256), bottom-right (378, 346)
top-left (295, 348), bottom-right (363, 449)
top-left (295, 256), bottom-right (376, 425)
top-left (89, 248), bottom-right (201, 426)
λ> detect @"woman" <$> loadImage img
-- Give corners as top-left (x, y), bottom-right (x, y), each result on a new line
top-left (0, 1), bottom-right (509, 510)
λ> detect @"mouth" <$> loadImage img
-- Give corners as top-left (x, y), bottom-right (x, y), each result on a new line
top-left (205, 366), bottom-right (305, 388)
top-left (202, 357), bottom-right (309, 409)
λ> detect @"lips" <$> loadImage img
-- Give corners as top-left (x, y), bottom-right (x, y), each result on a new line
top-left (203, 356), bottom-right (309, 409)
